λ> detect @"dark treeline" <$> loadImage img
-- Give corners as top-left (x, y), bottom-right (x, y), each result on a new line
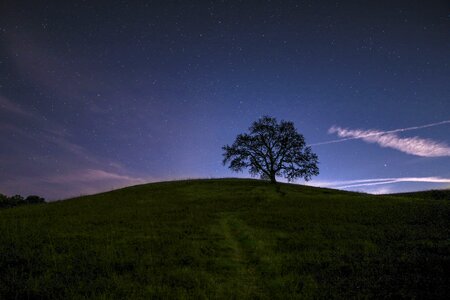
top-left (0, 194), bottom-right (46, 209)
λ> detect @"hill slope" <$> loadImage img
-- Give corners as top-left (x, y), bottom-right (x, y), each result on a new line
top-left (390, 189), bottom-right (450, 201)
top-left (0, 179), bottom-right (449, 299)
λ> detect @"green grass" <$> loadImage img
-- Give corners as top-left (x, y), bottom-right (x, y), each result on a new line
top-left (0, 179), bottom-right (449, 299)
top-left (390, 189), bottom-right (450, 201)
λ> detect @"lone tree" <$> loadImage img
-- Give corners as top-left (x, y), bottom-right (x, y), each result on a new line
top-left (222, 116), bottom-right (319, 183)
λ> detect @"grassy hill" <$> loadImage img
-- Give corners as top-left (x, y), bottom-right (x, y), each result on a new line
top-left (0, 179), bottom-right (449, 299)
top-left (390, 189), bottom-right (450, 201)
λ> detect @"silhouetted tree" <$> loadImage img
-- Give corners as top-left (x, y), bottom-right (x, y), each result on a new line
top-left (0, 194), bottom-right (8, 208)
top-left (25, 195), bottom-right (45, 204)
top-left (222, 116), bottom-right (319, 183)
top-left (9, 195), bottom-right (25, 206)
top-left (0, 194), bottom-right (46, 209)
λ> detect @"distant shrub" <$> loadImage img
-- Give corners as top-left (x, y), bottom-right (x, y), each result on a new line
top-left (0, 194), bottom-right (9, 207)
top-left (9, 194), bottom-right (25, 206)
top-left (0, 193), bottom-right (45, 209)
top-left (25, 195), bottom-right (46, 204)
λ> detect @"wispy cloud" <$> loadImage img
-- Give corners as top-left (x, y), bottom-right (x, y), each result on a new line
top-left (0, 33), bottom-right (154, 200)
top-left (369, 186), bottom-right (393, 195)
top-left (310, 120), bottom-right (450, 146)
top-left (1, 168), bottom-right (151, 200)
top-left (0, 95), bottom-right (37, 118)
top-left (0, 93), bottom-right (146, 199)
top-left (322, 121), bottom-right (450, 157)
top-left (44, 169), bottom-right (147, 185)
top-left (313, 176), bottom-right (450, 190)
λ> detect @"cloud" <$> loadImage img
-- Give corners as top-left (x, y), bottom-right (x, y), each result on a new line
top-left (1, 168), bottom-right (151, 200)
top-left (0, 33), bottom-right (154, 200)
top-left (0, 93), bottom-right (145, 199)
top-left (0, 95), bottom-right (37, 118)
top-left (44, 169), bottom-right (147, 185)
top-left (0, 94), bottom-right (99, 163)
top-left (369, 186), bottom-right (393, 195)
top-left (327, 124), bottom-right (450, 157)
top-left (313, 176), bottom-right (450, 190)
top-left (310, 120), bottom-right (450, 147)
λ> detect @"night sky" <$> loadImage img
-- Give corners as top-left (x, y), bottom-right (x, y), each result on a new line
top-left (1, 1), bottom-right (449, 199)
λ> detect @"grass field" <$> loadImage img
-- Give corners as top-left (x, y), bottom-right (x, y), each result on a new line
top-left (0, 179), bottom-right (449, 299)
top-left (390, 189), bottom-right (450, 201)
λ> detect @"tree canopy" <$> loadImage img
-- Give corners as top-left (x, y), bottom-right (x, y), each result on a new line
top-left (222, 116), bottom-right (319, 183)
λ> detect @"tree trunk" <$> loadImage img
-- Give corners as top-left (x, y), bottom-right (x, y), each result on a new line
top-left (270, 173), bottom-right (277, 184)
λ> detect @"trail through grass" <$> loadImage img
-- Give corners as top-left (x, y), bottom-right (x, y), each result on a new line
top-left (218, 214), bottom-right (259, 298)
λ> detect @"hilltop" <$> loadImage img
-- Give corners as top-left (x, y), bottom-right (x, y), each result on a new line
top-left (0, 179), bottom-right (449, 299)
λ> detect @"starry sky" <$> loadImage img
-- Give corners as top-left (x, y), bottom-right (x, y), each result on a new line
top-left (1, 1), bottom-right (450, 199)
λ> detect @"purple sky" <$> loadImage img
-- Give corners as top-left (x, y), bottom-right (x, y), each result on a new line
top-left (1, 1), bottom-right (449, 200)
